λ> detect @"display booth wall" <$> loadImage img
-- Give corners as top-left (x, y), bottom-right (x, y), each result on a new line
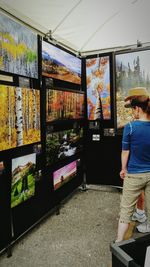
top-left (82, 54), bottom-right (123, 187)
top-left (84, 46), bottom-right (150, 186)
top-left (0, 11), bottom-right (85, 253)
top-left (1, 10), bottom-right (150, 254)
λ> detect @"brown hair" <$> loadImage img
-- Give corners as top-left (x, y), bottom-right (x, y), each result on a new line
top-left (130, 95), bottom-right (150, 114)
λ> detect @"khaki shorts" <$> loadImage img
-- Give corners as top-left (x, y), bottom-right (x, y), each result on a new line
top-left (119, 172), bottom-right (150, 223)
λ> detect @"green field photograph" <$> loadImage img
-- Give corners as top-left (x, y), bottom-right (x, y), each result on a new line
top-left (11, 153), bottom-right (36, 208)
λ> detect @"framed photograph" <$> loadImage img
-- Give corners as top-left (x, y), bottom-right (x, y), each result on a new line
top-left (33, 144), bottom-right (42, 155)
top-left (115, 49), bottom-right (150, 130)
top-left (103, 128), bottom-right (115, 136)
top-left (0, 161), bottom-right (5, 175)
top-left (86, 55), bottom-right (111, 120)
top-left (89, 121), bottom-right (100, 130)
top-left (42, 40), bottom-right (81, 84)
top-left (53, 159), bottom-right (79, 190)
top-left (19, 77), bottom-right (30, 88)
top-left (46, 126), bottom-right (83, 165)
top-left (0, 11), bottom-right (38, 78)
top-left (11, 153), bottom-right (36, 208)
top-left (0, 85), bottom-right (40, 151)
top-left (46, 88), bottom-right (84, 122)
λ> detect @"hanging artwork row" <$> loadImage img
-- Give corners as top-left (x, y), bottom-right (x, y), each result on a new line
top-left (0, 10), bottom-right (84, 254)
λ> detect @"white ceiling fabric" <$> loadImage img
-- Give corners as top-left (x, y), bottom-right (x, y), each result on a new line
top-left (0, 0), bottom-right (150, 54)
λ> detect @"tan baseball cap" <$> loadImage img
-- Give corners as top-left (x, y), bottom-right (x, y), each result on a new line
top-left (125, 87), bottom-right (149, 101)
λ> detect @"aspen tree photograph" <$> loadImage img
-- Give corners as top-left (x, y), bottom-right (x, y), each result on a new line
top-left (116, 50), bottom-right (150, 129)
top-left (0, 85), bottom-right (41, 151)
top-left (0, 11), bottom-right (38, 78)
top-left (46, 89), bottom-right (84, 122)
top-left (11, 153), bottom-right (36, 208)
top-left (86, 56), bottom-right (111, 120)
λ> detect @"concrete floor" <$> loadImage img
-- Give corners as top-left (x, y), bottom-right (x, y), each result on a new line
top-left (0, 185), bottom-right (145, 267)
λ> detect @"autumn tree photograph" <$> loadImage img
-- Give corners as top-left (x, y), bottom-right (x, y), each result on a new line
top-left (46, 89), bottom-right (84, 122)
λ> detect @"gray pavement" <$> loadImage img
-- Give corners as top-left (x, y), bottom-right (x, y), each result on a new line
top-left (0, 185), bottom-right (133, 267)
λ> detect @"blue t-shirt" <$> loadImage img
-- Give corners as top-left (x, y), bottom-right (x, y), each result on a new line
top-left (122, 120), bottom-right (150, 173)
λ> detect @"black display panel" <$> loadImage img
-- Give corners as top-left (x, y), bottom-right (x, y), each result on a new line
top-left (115, 48), bottom-right (150, 131)
top-left (0, 26), bottom-right (85, 251)
top-left (9, 142), bottom-right (54, 239)
top-left (42, 40), bottom-right (81, 85)
top-left (0, 12), bottom-right (41, 249)
top-left (85, 134), bottom-right (123, 187)
top-left (0, 159), bottom-right (12, 252)
top-left (0, 11), bottom-right (38, 79)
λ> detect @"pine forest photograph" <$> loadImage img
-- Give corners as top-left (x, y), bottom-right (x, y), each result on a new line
top-left (86, 56), bottom-right (111, 120)
top-left (53, 160), bottom-right (77, 190)
top-left (116, 50), bottom-right (150, 129)
top-left (11, 153), bottom-right (36, 208)
top-left (46, 127), bottom-right (83, 165)
top-left (0, 85), bottom-right (40, 151)
top-left (0, 12), bottom-right (38, 78)
top-left (42, 41), bottom-right (81, 84)
top-left (46, 89), bottom-right (84, 122)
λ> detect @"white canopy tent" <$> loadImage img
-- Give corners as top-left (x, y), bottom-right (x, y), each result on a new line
top-left (0, 0), bottom-right (150, 55)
